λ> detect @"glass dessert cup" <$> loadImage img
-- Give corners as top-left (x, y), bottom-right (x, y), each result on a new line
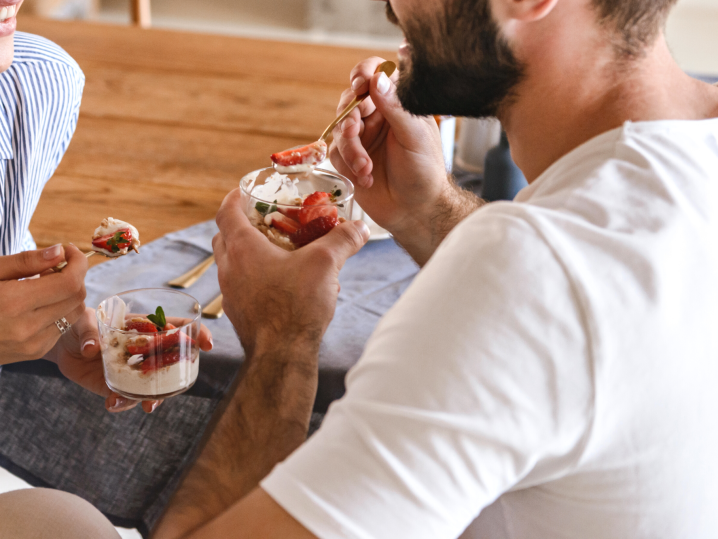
top-left (239, 167), bottom-right (355, 251)
top-left (96, 289), bottom-right (201, 401)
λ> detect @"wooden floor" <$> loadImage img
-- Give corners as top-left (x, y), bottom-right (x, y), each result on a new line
top-left (18, 16), bottom-right (395, 266)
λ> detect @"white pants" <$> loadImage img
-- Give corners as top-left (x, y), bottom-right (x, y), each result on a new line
top-left (0, 488), bottom-right (120, 539)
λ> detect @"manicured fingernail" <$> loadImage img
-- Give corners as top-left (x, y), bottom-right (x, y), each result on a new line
top-left (151, 402), bottom-right (159, 413)
top-left (109, 397), bottom-right (131, 411)
top-left (81, 339), bottom-right (96, 351)
top-left (209, 337), bottom-right (214, 350)
top-left (342, 117), bottom-right (356, 133)
top-left (377, 72), bottom-right (391, 95)
top-left (43, 244), bottom-right (62, 260)
top-left (351, 76), bottom-right (366, 92)
top-left (353, 157), bottom-right (368, 174)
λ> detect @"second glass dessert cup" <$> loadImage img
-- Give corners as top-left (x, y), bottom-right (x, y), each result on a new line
top-left (96, 288), bottom-right (201, 400)
top-left (240, 167), bottom-right (355, 251)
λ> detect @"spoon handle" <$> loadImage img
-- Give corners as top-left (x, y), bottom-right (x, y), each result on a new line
top-left (52, 250), bottom-right (97, 273)
top-left (168, 254), bottom-right (215, 289)
top-left (202, 293), bottom-right (224, 319)
top-left (320, 60), bottom-right (397, 142)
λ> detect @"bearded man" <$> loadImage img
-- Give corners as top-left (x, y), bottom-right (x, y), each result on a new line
top-left (146, 0), bottom-right (716, 537)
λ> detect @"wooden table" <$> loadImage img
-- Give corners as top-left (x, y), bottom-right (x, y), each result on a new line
top-left (17, 16), bottom-right (396, 266)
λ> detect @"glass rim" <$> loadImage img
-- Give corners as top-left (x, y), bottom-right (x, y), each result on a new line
top-left (95, 288), bottom-right (201, 334)
top-left (240, 166), bottom-right (355, 207)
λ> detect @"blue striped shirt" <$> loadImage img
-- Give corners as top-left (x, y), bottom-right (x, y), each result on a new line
top-left (0, 31), bottom-right (84, 256)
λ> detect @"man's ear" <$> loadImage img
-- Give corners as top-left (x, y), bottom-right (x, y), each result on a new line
top-left (493, 0), bottom-right (560, 23)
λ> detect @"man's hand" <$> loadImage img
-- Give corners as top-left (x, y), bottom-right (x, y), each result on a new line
top-left (0, 245), bottom-right (87, 365)
top-left (329, 56), bottom-right (484, 266)
top-left (213, 188), bottom-right (370, 360)
top-left (47, 307), bottom-right (214, 414)
top-left (153, 189), bottom-right (369, 539)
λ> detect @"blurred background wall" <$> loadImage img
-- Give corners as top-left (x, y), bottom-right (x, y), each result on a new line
top-left (19, 0), bottom-right (718, 74)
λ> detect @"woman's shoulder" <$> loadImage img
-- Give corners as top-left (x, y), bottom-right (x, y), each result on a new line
top-left (11, 31), bottom-right (84, 80)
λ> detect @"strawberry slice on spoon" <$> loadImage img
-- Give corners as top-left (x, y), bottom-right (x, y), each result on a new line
top-left (52, 217), bottom-right (141, 272)
top-left (270, 140), bottom-right (328, 172)
top-left (270, 61), bottom-right (396, 173)
top-left (91, 217), bottom-right (141, 257)
top-left (92, 229), bottom-right (134, 255)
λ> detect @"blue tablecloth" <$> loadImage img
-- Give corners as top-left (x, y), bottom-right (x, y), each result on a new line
top-left (0, 220), bottom-right (418, 536)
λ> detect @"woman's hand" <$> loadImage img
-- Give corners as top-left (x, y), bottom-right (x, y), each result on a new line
top-left (0, 245), bottom-right (87, 365)
top-left (48, 307), bottom-right (214, 414)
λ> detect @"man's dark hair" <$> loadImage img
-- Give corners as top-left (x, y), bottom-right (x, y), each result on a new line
top-left (592, 0), bottom-right (679, 57)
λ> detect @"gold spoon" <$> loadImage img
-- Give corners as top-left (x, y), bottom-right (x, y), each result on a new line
top-left (202, 293), bottom-right (224, 319)
top-left (271, 61), bottom-right (396, 170)
top-left (319, 60), bottom-right (396, 142)
top-left (52, 251), bottom-right (97, 272)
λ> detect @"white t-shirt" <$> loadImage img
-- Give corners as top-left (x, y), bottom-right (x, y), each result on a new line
top-left (262, 119), bottom-right (718, 539)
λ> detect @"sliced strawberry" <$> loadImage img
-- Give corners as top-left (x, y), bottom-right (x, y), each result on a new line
top-left (126, 335), bottom-right (153, 356)
top-left (268, 212), bottom-right (301, 234)
top-left (278, 206), bottom-right (302, 221)
top-left (126, 332), bottom-right (195, 356)
top-left (126, 318), bottom-right (158, 333)
top-left (92, 228), bottom-right (133, 254)
top-left (298, 191), bottom-right (338, 225)
top-left (159, 331), bottom-right (195, 350)
top-left (303, 191), bottom-right (332, 207)
top-left (270, 140), bottom-right (328, 167)
top-left (290, 215), bottom-right (339, 247)
top-left (140, 350), bottom-right (182, 374)
top-left (299, 204), bottom-right (338, 225)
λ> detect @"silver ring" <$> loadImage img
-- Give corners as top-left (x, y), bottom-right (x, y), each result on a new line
top-left (55, 317), bottom-right (71, 335)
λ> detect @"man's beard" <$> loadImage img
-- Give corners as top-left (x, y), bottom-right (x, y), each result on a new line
top-left (387, 0), bottom-right (525, 119)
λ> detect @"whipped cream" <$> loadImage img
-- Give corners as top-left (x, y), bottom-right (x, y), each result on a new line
top-left (273, 163), bottom-right (315, 174)
top-left (103, 342), bottom-right (199, 398)
top-left (252, 172), bottom-right (302, 205)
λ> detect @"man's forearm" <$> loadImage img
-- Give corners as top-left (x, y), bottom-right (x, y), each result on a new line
top-left (152, 338), bottom-right (321, 539)
top-left (393, 178), bottom-right (485, 267)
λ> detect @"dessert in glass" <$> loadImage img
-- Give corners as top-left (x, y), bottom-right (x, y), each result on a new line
top-left (240, 167), bottom-right (354, 251)
top-left (96, 289), bottom-right (201, 400)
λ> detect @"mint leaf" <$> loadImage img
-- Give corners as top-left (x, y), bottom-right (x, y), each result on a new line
top-left (255, 202), bottom-right (271, 216)
top-left (255, 201), bottom-right (278, 216)
top-left (107, 230), bottom-right (130, 253)
top-left (147, 306), bottom-right (167, 330)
